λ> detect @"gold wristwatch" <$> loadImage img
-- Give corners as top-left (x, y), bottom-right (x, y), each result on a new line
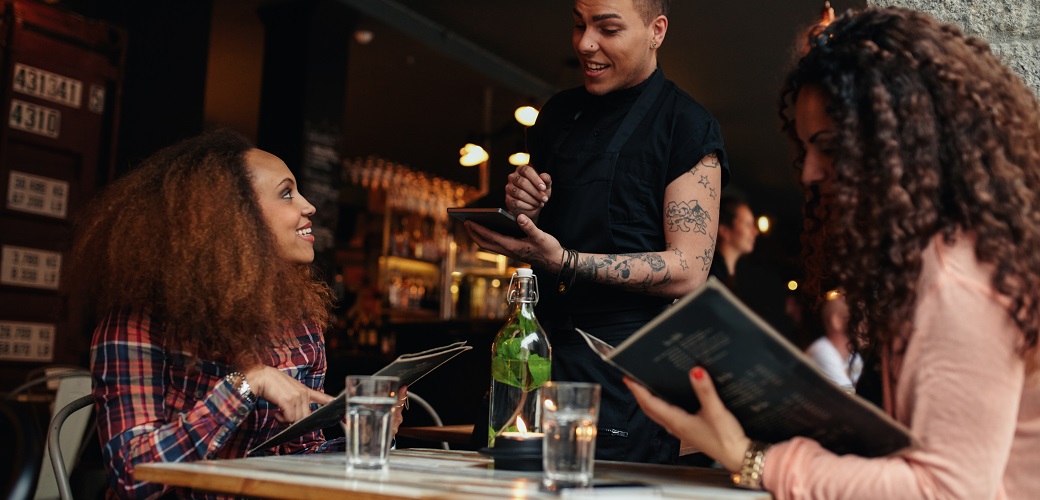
top-left (225, 371), bottom-right (256, 403)
top-left (732, 440), bottom-right (770, 490)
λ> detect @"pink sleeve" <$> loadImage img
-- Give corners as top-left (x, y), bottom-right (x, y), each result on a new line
top-left (762, 248), bottom-right (1024, 499)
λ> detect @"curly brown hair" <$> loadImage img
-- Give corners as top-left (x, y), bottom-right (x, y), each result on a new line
top-left (68, 129), bottom-right (333, 365)
top-left (779, 7), bottom-right (1040, 355)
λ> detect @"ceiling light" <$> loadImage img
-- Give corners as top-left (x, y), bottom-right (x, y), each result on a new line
top-left (459, 143), bottom-right (488, 167)
top-left (508, 152), bottom-right (530, 166)
top-left (514, 106), bottom-right (538, 127)
top-left (756, 215), bottom-right (770, 233)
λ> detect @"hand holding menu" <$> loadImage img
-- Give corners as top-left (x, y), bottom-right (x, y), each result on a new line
top-left (248, 341), bottom-right (472, 455)
top-left (579, 278), bottom-right (913, 458)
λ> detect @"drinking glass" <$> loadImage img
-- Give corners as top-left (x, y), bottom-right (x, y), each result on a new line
top-left (344, 375), bottom-right (400, 472)
top-left (541, 381), bottom-right (601, 489)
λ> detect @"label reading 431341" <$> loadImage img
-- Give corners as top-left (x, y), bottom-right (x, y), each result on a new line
top-left (12, 63), bottom-right (83, 108)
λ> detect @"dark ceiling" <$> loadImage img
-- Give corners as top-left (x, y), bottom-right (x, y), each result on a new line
top-left (337, 0), bottom-right (867, 263)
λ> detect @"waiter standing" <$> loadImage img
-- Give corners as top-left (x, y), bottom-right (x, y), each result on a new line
top-left (464, 0), bottom-right (728, 464)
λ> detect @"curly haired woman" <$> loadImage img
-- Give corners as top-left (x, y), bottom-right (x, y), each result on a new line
top-left (626, 7), bottom-right (1040, 499)
top-left (70, 130), bottom-right (405, 498)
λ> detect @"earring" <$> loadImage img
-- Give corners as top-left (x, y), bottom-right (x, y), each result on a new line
top-left (651, 41), bottom-right (657, 48)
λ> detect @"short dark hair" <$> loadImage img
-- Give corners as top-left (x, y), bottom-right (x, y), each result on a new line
top-left (633, 0), bottom-right (669, 25)
top-left (718, 194), bottom-right (749, 229)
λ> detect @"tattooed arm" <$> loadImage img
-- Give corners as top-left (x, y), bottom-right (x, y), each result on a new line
top-left (574, 153), bottom-right (721, 299)
top-left (463, 153), bottom-right (722, 300)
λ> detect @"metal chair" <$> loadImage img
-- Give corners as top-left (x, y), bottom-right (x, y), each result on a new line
top-left (406, 391), bottom-right (449, 450)
top-left (48, 395), bottom-right (94, 500)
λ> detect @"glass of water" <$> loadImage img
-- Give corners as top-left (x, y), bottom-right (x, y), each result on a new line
top-left (344, 375), bottom-right (400, 472)
top-left (542, 381), bottom-right (601, 489)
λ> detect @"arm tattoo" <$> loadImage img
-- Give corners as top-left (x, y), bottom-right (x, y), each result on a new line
top-left (709, 187), bottom-right (718, 200)
top-left (688, 153), bottom-right (719, 178)
top-left (668, 242), bottom-right (689, 271)
top-left (695, 236), bottom-right (715, 272)
top-left (515, 245), bottom-right (552, 271)
top-left (577, 252), bottom-right (672, 293)
top-left (666, 200), bottom-right (711, 234)
top-left (698, 175), bottom-right (711, 188)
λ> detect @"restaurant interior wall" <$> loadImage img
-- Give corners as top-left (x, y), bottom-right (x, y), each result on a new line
top-left (0, 0), bottom-right (125, 392)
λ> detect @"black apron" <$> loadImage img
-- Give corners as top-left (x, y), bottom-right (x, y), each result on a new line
top-left (536, 71), bottom-right (679, 464)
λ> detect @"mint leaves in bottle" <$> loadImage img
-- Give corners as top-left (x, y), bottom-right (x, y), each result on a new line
top-left (488, 267), bottom-right (551, 446)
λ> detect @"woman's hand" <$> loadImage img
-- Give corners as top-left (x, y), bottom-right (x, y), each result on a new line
top-left (242, 365), bottom-right (334, 424)
top-left (391, 386), bottom-right (408, 436)
top-left (505, 164), bottom-right (551, 221)
top-left (624, 367), bottom-right (751, 472)
top-left (464, 214), bottom-right (565, 273)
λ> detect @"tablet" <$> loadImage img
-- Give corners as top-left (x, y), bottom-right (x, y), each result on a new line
top-left (447, 207), bottom-right (526, 238)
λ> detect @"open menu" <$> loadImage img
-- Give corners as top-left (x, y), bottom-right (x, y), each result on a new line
top-left (248, 341), bottom-right (472, 455)
top-left (578, 278), bottom-right (914, 458)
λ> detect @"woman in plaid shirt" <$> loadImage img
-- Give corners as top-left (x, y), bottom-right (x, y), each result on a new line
top-left (69, 130), bottom-right (404, 498)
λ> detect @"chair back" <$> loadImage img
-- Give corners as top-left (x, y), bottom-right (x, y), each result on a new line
top-left (47, 394), bottom-right (94, 500)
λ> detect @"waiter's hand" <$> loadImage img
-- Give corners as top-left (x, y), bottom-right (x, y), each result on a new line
top-left (464, 214), bottom-right (566, 273)
top-left (505, 164), bottom-right (551, 222)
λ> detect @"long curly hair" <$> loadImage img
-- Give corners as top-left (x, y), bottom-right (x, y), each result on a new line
top-left (68, 129), bottom-right (333, 365)
top-left (779, 7), bottom-right (1040, 355)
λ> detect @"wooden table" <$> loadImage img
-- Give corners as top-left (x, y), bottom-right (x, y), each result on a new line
top-left (396, 424), bottom-right (475, 445)
top-left (135, 448), bottom-right (771, 499)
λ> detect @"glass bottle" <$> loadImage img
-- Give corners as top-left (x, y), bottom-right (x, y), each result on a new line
top-left (488, 267), bottom-right (551, 446)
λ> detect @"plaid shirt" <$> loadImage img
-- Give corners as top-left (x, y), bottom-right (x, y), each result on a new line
top-left (91, 307), bottom-right (341, 499)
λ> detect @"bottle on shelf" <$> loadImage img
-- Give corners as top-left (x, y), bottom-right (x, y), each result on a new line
top-left (487, 267), bottom-right (552, 446)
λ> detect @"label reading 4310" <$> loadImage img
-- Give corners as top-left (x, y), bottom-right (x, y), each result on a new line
top-left (8, 99), bottom-right (61, 138)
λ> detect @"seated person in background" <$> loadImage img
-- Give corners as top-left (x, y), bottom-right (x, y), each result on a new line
top-left (626, 7), bottom-right (1040, 498)
top-left (708, 195), bottom-right (759, 291)
top-left (68, 130), bottom-right (406, 498)
top-left (805, 291), bottom-right (861, 391)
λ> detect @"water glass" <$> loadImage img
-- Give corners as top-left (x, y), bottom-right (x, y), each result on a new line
top-left (344, 375), bottom-right (399, 472)
top-left (542, 381), bottom-right (601, 489)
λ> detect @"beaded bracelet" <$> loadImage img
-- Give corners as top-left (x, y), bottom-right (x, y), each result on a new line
top-left (555, 248), bottom-right (569, 291)
top-left (565, 249), bottom-right (578, 292)
top-left (557, 248), bottom-right (578, 294)
top-left (731, 440), bottom-right (770, 490)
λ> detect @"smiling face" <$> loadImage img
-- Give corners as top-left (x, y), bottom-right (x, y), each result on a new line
top-left (246, 149), bottom-right (316, 265)
top-left (794, 85), bottom-right (838, 204)
top-left (572, 0), bottom-right (665, 95)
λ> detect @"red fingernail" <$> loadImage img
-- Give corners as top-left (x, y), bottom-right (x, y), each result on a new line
top-left (692, 367), bottom-right (705, 380)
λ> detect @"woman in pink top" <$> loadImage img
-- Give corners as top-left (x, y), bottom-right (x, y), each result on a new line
top-left (626, 7), bottom-right (1040, 499)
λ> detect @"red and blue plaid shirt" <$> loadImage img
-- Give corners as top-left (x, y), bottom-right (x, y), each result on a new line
top-left (91, 307), bottom-right (341, 499)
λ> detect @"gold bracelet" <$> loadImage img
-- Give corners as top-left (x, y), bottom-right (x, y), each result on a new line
top-left (731, 440), bottom-right (770, 490)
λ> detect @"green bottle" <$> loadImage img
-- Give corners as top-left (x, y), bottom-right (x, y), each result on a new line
top-left (488, 267), bottom-right (551, 446)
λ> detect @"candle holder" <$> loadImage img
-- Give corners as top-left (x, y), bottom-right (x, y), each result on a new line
top-left (479, 432), bottom-right (544, 471)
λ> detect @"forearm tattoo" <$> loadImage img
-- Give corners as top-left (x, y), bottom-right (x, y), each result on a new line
top-left (668, 242), bottom-right (689, 271)
top-left (666, 199), bottom-right (711, 234)
top-left (516, 245), bottom-right (553, 271)
top-left (577, 252), bottom-right (672, 293)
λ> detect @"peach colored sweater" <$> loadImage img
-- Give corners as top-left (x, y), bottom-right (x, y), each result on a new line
top-left (763, 234), bottom-right (1039, 499)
